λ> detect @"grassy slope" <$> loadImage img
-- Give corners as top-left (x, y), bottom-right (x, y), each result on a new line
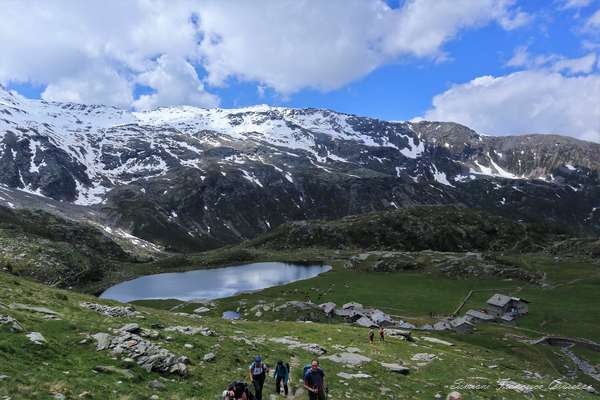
top-left (1, 271), bottom-right (597, 400)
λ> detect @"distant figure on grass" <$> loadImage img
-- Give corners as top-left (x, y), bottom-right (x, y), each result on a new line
top-left (304, 359), bottom-right (327, 400)
top-left (249, 355), bottom-right (269, 400)
top-left (222, 381), bottom-right (255, 400)
top-left (368, 328), bottom-right (375, 344)
top-left (273, 360), bottom-right (289, 396)
top-left (379, 326), bottom-right (385, 342)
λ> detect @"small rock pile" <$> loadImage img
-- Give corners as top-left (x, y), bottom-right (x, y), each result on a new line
top-left (92, 331), bottom-right (189, 375)
top-left (80, 302), bottom-right (139, 317)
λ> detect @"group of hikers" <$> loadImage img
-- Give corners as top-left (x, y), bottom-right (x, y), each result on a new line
top-left (223, 357), bottom-right (327, 400)
top-left (223, 328), bottom-right (387, 399)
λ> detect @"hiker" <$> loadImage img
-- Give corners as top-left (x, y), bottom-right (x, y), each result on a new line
top-left (379, 326), bottom-right (385, 342)
top-left (223, 381), bottom-right (255, 400)
top-left (368, 328), bottom-right (375, 344)
top-left (249, 356), bottom-right (269, 400)
top-left (446, 391), bottom-right (463, 400)
top-left (273, 360), bottom-right (289, 396)
top-left (303, 359), bottom-right (326, 400)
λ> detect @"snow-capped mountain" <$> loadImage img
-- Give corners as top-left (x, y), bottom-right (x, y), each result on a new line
top-left (1, 84), bottom-right (599, 251)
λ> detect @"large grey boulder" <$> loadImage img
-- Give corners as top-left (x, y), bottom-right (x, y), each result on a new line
top-left (323, 352), bottom-right (372, 366)
top-left (355, 316), bottom-right (377, 328)
top-left (26, 332), bottom-right (47, 345)
top-left (380, 362), bottom-right (410, 375)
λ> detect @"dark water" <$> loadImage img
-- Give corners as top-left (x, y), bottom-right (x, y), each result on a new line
top-left (100, 262), bottom-right (331, 303)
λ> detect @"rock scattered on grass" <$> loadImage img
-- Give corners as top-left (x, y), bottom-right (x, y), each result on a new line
top-left (148, 379), bottom-right (166, 390)
top-left (203, 352), bottom-right (216, 362)
top-left (269, 337), bottom-right (327, 355)
top-left (323, 352), bottom-right (371, 366)
top-left (0, 315), bottom-right (23, 332)
top-left (337, 372), bottom-right (371, 379)
top-left (421, 336), bottom-right (454, 346)
top-left (411, 353), bottom-right (437, 363)
top-left (380, 362), bottom-right (410, 375)
top-left (26, 331), bottom-right (47, 345)
top-left (164, 326), bottom-right (216, 336)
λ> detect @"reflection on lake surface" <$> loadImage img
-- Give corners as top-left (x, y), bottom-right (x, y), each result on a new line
top-left (100, 262), bottom-right (331, 303)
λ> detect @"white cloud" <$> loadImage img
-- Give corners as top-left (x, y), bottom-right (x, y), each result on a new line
top-left (41, 64), bottom-right (133, 107)
top-left (561, 0), bottom-right (594, 9)
top-left (132, 55), bottom-right (219, 110)
top-left (0, 0), bottom-right (529, 107)
top-left (421, 70), bottom-right (600, 142)
top-left (584, 9), bottom-right (600, 31)
top-left (506, 46), bottom-right (597, 74)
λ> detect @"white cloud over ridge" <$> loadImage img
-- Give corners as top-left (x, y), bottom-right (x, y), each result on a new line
top-left (0, 0), bottom-right (528, 109)
top-left (421, 69), bottom-right (600, 142)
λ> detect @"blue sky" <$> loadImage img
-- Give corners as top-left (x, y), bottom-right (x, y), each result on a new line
top-left (2, 0), bottom-right (600, 140)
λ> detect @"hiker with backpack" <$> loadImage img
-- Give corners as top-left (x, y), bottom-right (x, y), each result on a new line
top-left (273, 360), bottom-right (290, 396)
top-left (249, 356), bottom-right (269, 400)
top-left (223, 381), bottom-right (255, 400)
top-left (303, 359), bottom-right (327, 400)
top-left (379, 326), bottom-right (385, 342)
top-left (368, 328), bottom-right (375, 344)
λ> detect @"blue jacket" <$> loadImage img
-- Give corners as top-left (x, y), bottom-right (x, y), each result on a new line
top-left (274, 364), bottom-right (289, 383)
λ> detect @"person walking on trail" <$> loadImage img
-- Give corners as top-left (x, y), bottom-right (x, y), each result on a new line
top-left (379, 326), bottom-right (385, 342)
top-left (304, 359), bottom-right (326, 400)
top-left (223, 381), bottom-right (255, 400)
top-left (368, 328), bottom-right (375, 344)
top-left (273, 360), bottom-right (289, 396)
top-left (249, 356), bottom-right (269, 400)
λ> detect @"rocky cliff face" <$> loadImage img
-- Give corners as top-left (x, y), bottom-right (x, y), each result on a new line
top-left (1, 85), bottom-right (599, 251)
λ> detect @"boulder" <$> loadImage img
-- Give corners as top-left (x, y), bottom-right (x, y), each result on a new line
top-left (148, 379), bottom-right (166, 390)
top-left (203, 352), bottom-right (216, 362)
top-left (193, 307), bottom-right (210, 314)
top-left (26, 332), bottom-right (47, 345)
top-left (0, 315), bottom-right (23, 332)
top-left (411, 353), bottom-right (437, 363)
top-left (323, 352), bottom-right (371, 366)
top-left (92, 333), bottom-right (112, 351)
top-left (319, 302), bottom-right (336, 315)
top-left (380, 363), bottom-right (410, 375)
top-left (384, 329), bottom-right (413, 341)
top-left (355, 316), bottom-right (377, 328)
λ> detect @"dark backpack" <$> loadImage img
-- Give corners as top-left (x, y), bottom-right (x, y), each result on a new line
top-left (227, 381), bottom-right (255, 400)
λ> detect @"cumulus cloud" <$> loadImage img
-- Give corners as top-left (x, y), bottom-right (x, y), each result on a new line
top-left (421, 70), bottom-right (600, 142)
top-left (585, 8), bottom-right (600, 31)
top-left (0, 0), bottom-right (529, 107)
top-left (132, 56), bottom-right (219, 110)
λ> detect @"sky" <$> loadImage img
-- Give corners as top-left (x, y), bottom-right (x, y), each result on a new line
top-left (1, 0), bottom-right (599, 141)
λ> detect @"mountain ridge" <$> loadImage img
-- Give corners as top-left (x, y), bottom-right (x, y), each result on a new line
top-left (1, 85), bottom-right (599, 251)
